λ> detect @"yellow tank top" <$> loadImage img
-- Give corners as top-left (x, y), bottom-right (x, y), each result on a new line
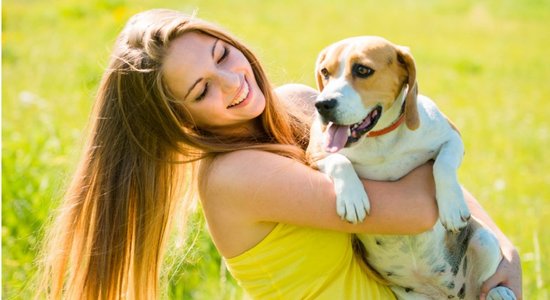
top-left (224, 223), bottom-right (396, 299)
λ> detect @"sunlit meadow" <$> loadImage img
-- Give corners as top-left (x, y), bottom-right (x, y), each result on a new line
top-left (3, 0), bottom-right (549, 298)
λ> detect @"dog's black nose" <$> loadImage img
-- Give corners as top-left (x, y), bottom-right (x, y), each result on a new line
top-left (315, 99), bottom-right (338, 113)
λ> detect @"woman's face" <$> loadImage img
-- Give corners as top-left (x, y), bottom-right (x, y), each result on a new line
top-left (163, 32), bottom-right (266, 135)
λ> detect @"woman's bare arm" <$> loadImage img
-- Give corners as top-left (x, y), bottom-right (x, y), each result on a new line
top-left (204, 149), bottom-right (437, 235)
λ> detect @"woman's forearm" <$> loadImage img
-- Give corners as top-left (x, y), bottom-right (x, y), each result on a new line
top-left (359, 162), bottom-right (439, 234)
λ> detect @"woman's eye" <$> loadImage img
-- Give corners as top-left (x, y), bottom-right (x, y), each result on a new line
top-left (196, 83), bottom-right (208, 101)
top-left (218, 46), bottom-right (229, 63)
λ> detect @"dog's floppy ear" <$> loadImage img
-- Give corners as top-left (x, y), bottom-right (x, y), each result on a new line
top-left (396, 45), bottom-right (419, 130)
top-left (315, 48), bottom-right (328, 91)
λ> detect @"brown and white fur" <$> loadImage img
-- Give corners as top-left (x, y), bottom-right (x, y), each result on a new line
top-left (308, 36), bottom-right (515, 300)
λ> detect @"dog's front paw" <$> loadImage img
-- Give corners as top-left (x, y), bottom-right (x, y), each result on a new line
top-left (318, 153), bottom-right (371, 223)
top-left (335, 180), bottom-right (370, 224)
top-left (437, 185), bottom-right (470, 232)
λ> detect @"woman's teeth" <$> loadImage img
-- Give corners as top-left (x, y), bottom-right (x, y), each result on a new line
top-left (227, 81), bottom-right (249, 108)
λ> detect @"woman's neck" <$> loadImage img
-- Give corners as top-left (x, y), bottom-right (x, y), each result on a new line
top-left (208, 118), bottom-right (264, 139)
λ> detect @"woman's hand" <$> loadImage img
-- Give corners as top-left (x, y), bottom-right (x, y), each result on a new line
top-left (479, 244), bottom-right (523, 300)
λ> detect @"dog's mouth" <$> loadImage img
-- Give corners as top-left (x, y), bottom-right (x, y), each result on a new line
top-left (324, 106), bottom-right (382, 153)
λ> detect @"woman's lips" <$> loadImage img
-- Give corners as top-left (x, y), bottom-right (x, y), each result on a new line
top-left (227, 77), bottom-right (251, 108)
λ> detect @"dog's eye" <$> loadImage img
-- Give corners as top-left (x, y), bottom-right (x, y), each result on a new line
top-left (352, 64), bottom-right (374, 78)
top-left (320, 68), bottom-right (330, 79)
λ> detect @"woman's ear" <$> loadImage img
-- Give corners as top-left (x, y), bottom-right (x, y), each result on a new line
top-left (396, 45), bottom-right (419, 130)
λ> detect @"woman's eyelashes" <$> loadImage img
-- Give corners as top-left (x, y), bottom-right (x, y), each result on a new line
top-left (218, 46), bottom-right (230, 63)
top-left (196, 83), bottom-right (208, 101)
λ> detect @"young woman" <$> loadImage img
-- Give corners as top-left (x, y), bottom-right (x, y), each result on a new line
top-left (38, 9), bottom-right (521, 299)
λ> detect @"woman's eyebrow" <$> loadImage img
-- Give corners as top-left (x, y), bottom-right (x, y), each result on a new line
top-left (184, 39), bottom-right (219, 101)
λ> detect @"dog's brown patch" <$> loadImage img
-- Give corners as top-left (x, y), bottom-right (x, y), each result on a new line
top-left (315, 41), bottom-right (349, 91)
top-left (316, 36), bottom-right (420, 129)
top-left (347, 38), bottom-right (409, 113)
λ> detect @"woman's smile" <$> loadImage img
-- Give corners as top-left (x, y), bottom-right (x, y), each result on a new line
top-left (227, 76), bottom-right (251, 108)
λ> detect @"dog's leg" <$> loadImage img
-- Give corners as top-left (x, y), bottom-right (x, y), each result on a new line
top-left (465, 225), bottom-right (516, 300)
top-left (317, 153), bottom-right (370, 223)
top-left (433, 134), bottom-right (470, 232)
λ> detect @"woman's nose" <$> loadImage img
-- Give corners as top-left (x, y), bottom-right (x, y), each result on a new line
top-left (217, 70), bottom-right (240, 91)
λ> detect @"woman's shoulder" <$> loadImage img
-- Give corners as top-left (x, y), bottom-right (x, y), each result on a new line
top-left (202, 150), bottom-right (291, 195)
top-left (216, 149), bottom-right (278, 162)
top-left (212, 150), bottom-right (286, 173)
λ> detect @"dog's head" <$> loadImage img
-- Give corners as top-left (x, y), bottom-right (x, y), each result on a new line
top-left (314, 36), bottom-right (419, 152)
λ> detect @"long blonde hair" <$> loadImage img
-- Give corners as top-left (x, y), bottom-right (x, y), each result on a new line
top-left (38, 9), bottom-right (310, 299)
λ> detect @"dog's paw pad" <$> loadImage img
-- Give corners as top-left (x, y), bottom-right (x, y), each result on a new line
top-left (486, 286), bottom-right (516, 300)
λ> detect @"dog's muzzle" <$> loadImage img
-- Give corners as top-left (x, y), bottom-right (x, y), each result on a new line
top-left (315, 98), bottom-right (338, 123)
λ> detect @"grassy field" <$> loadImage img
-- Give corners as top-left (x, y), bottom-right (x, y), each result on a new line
top-left (3, 0), bottom-right (549, 298)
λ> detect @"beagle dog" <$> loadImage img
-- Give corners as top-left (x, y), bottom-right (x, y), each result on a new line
top-left (308, 36), bottom-right (515, 300)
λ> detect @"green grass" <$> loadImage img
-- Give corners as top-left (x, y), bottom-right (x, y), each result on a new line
top-left (3, 0), bottom-right (549, 298)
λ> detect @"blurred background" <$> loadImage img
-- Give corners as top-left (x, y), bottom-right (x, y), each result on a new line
top-left (3, 0), bottom-right (549, 298)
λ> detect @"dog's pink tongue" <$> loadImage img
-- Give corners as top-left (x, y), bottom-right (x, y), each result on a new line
top-left (324, 122), bottom-right (349, 153)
